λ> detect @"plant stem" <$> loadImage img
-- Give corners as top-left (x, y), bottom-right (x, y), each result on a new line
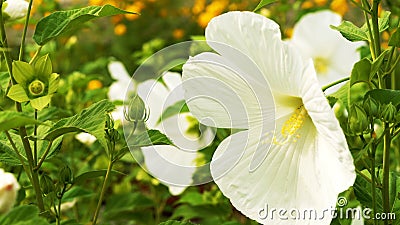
top-left (321, 77), bottom-right (349, 92)
top-left (34, 141), bottom-right (53, 171)
top-left (4, 131), bottom-right (32, 182)
top-left (370, 140), bottom-right (378, 225)
top-left (382, 124), bottom-right (391, 225)
top-left (34, 110), bottom-right (38, 165)
top-left (92, 159), bottom-right (114, 225)
top-left (19, 0), bottom-right (35, 61)
top-left (362, 0), bottom-right (376, 59)
top-left (371, 0), bottom-right (381, 59)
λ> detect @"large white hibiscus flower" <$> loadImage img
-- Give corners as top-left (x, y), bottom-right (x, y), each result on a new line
top-left (290, 10), bottom-right (363, 89)
top-left (182, 11), bottom-right (355, 224)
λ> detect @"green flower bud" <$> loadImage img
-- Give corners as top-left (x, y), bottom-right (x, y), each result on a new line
top-left (59, 166), bottom-right (73, 185)
top-left (348, 104), bottom-right (369, 135)
top-left (381, 103), bottom-right (397, 123)
top-left (124, 94), bottom-right (148, 123)
top-left (40, 174), bottom-right (55, 196)
top-left (363, 96), bottom-right (379, 118)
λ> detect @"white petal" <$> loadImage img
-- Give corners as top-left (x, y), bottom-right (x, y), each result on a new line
top-left (211, 116), bottom-right (352, 225)
top-left (107, 61), bottom-right (135, 102)
top-left (141, 145), bottom-right (197, 192)
top-left (205, 11), bottom-right (305, 97)
top-left (183, 51), bottom-right (275, 129)
top-left (75, 132), bottom-right (96, 145)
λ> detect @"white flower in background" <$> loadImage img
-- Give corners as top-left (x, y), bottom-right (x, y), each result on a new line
top-left (350, 206), bottom-right (364, 225)
top-left (107, 61), bottom-right (214, 195)
top-left (2, 0), bottom-right (28, 21)
top-left (107, 61), bottom-right (136, 123)
top-left (137, 72), bottom-right (214, 195)
top-left (0, 169), bottom-right (20, 214)
top-left (290, 10), bottom-right (362, 89)
top-left (75, 132), bottom-right (96, 145)
top-left (182, 11), bottom-right (355, 225)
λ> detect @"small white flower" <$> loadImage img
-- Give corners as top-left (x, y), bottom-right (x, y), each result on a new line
top-left (3, 0), bottom-right (29, 21)
top-left (182, 11), bottom-right (355, 224)
top-left (75, 132), bottom-right (96, 145)
top-left (0, 169), bottom-right (20, 214)
top-left (290, 10), bottom-right (363, 89)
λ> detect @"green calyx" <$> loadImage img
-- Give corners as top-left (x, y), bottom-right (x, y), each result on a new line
top-left (7, 54), bottom-right (60, 110)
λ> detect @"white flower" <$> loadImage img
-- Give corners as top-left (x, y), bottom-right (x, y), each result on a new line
top-left (107, 61), bottom-right (214, 195)
top-left (182, 11), bottom-right (355, 224)
top-left (137, 72), bottom-right (214, 195)
top-left (290, 10), bottom-right (363, 89)
top-left (3, 0), bottom-right (28, 21)
top-left (107, 61), bottom-right (136, 123)
top-left (350, 206), bottom-right (364, 225)
top-left (75, 132), bottom-right (96, 145)
top-left (0, 169), bottom-right (20, 214)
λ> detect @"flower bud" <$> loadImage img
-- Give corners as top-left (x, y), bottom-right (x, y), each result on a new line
top-left (2, 0), bottom-right (29, 21)
top-left (0, 169), bottom-right (20, 214)
top-left (59, 166), bottom-right (73, 185)
top-left (40, 174), bottom-right (55, 196)
top-left (381, 103), bottom-right (397, 123)
top-left (348, 104), bottom-right (369, 135)
top-left (363, 96), bottom-right (379, 118)
top-left (124, 94), bottom-right (148, 122)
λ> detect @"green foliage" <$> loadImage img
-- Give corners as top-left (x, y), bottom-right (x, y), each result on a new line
top-left (0, 111), bottom-right (42, 132)
top-left (40, 99), bottom-right (115, 150)
top-left (365, 89), bottom-right (400, 106)
top-left (350, 58), bottom-right (371, 87)
top-left (157, 100), bottom-right (189, 124)
top-left (389, 29), bottom-right (400, 47)
top-left (159, 220), bottom-right (198, 225)
top-left (127, 129), bottom-right (174, 147)
top-left (253, 0), bottom-right (276, 12)
top-left (33, 4), bottom-right (137, 45)
top-left (331, 21), bottom-right (368, 42)
top-left (0, 205), bottom-right (50, 225)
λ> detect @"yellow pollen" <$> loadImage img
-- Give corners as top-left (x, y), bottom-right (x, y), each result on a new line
top-left (262, 105), bottom-right (308, 146)
top-left (314, 57), bottom-right (329, 75)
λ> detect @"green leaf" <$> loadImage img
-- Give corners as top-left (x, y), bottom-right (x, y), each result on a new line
top-left (0, 111), bottom-right (42, 132)
top-left (389, 29), bottom-right (400, 47)
top-left (353, 174), bottom-right (383, 212)
top-left (365, 89), bottom-right (400, 106)
top-left (159, 221), bottom-right (198, 225)
top-left (30, 95), bottom-right (51, 111)
top-left (331, 21), bottom-right (368, 42)
top-left (157, 100), bottom-right (189, 124)
top-left (370, 50), bottom-right (388, 79)
top-left (40, 100), bottom-right (115, 150)
top-left (361, 11), bottom-right (391, 34)
top-left (32, 55), bottom-right (52, 77)
top-left (7, 84), bottom-right (29, 102)
top-left (73, 169), bottom-right (124, 186)
top-left (127, 129), bottom-right (174, 148)
top-left (253, 0), bottom-right (276, 12)
top-left (0, 138), bottom-right (25, 166)
top-left (12, 61), bottom-right (34, 84)
top-left (350, 58), bottom-right (371, 87)
top-left (0, 205), bottom-right (50, 225)
top-left (33, 4), bottom-right (137, 45)
top-left (62, 186), bottom-right (94, 202)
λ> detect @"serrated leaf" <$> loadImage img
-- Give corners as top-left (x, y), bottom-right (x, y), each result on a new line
top-left (157, 100), bottom-right (189, 124)
top-left (365, 89), bottom-right (400, 106)
top-left (73, 170), bottom-right (124, 186)
top-left (350, 58), bottom-right (371, 87)
top-left (361, 11), bottom-right (391, 33)
top-left (253, 0), bottom-right (276, 12)
top-left (0, 111), bottom-right (42, 132)
top-left (0, 138), bottom-right (25, 166)
top-left (127, 129), bottom-right (174, 148)
top-left (33, 4), bottom-right (137, 45)
top-left (40, 100), bottom-right (115, 150)
top-left (0, 205), bottom-right (50, 225)
top-left (331, 21), bottom-right (368, 42)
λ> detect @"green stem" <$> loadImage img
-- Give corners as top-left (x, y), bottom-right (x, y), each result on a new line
top-left (382, 124), bottom-right (391, 225)
top-left (362, 0), bottom-right (376, 59)
top-left (92, 159), bottom-right (114, 225)
top-left (34, 110), bottom-right (38, 165)
top-left (321, 77), bottom-right (349, 92)
top-left (18, 0), bottom-right (34, 61)
top-left (370, 141), bottom-right (378, 225)
top-left (371, 0), bottom-right (381, 59)
top-left (34, 141), bottom-right (53, 171)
